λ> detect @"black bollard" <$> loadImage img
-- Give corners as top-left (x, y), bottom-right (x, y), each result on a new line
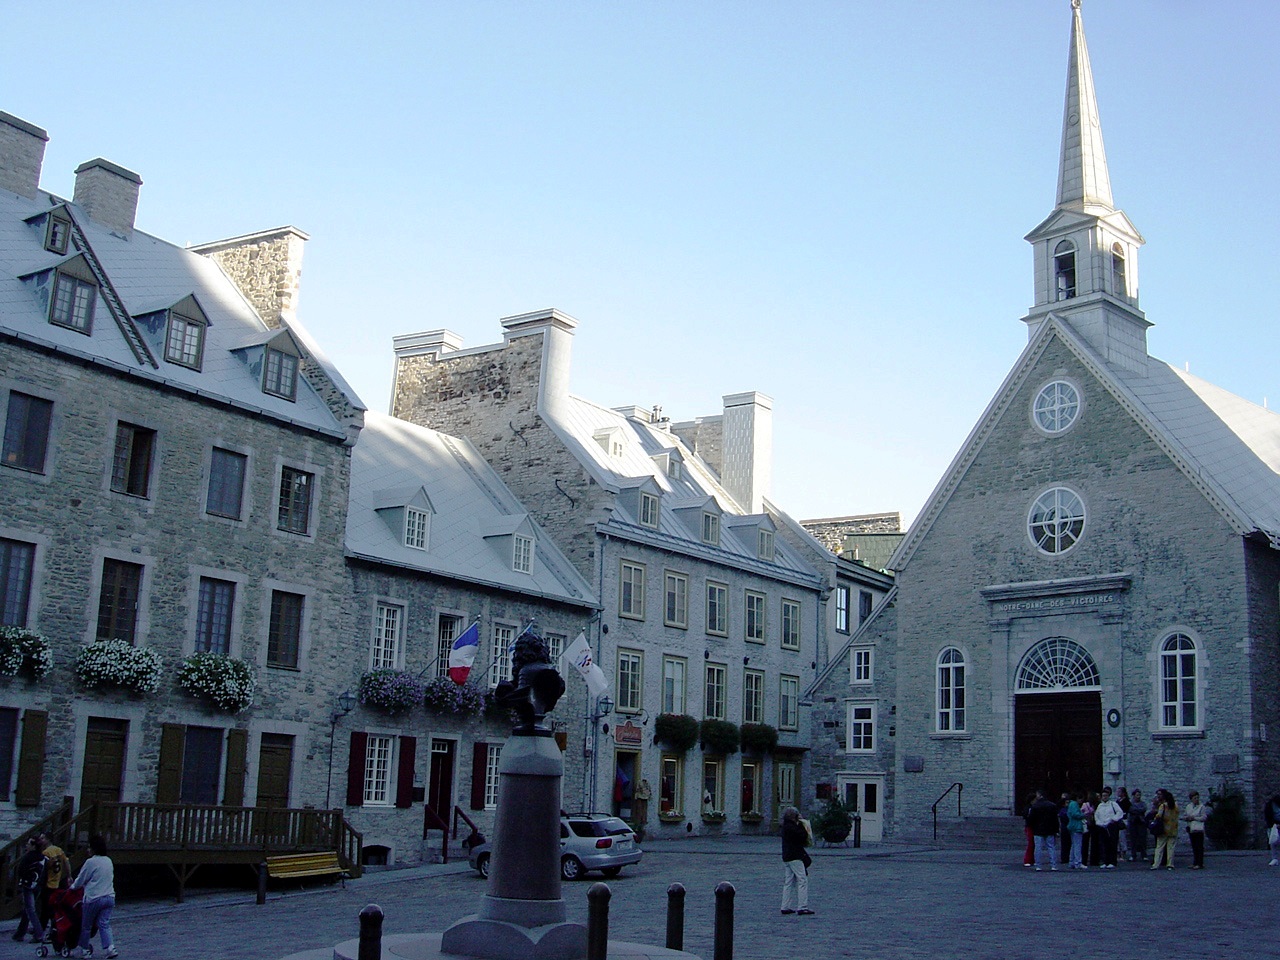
top-left (713, 881), bottom-right (735, 960)
top-left (587, 882), bottom-right (611, 960)
top-left (665, 882), bottom-right (686, 951)
top-left (853, 813), bottom-right (862, 848)
top-left (256, 862), bottom-right (267, 905)
top-left (358, 904), bottom-right (383, 960)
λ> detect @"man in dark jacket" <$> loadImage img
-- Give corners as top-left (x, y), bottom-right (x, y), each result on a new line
top-left (780, 806), bottom-right (813, 915)
top-left (1029, 790), bottom-right (1061, 871)
top-left (12, 837), bottom-right (45, 942)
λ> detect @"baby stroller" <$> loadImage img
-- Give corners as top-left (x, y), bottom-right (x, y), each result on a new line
top-left (36, 887), bottom-right (82, 958)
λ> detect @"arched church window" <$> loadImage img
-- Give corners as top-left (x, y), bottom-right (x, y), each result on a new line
top-left (1110, 242), bottom-right (1127, 298)
top-left (1054, 240), bottom-right (1077, 301)
top-left (1159, 632), bottom-right (1199, 729)
top-left (1016, 637), bottom-right (1100, 690)
top-left (936, 647), bottom-right (966, 732)
top-left (1027, 486), bottom-right (1086, 554)
top-left (1032, 380), bottom-right (1081, 434)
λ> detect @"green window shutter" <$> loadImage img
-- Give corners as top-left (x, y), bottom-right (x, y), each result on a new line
top-left (223, 728), bottom-right (248, 806)
top-left (14, 710), bottom-right (47, 807)
top-left (156, 723), bottom-right (185, 804)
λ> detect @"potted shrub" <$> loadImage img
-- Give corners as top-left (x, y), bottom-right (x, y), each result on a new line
top-left (654, 713), bottom-right (699, 753)
top-left (811, 796), bottom-right (854, 844)
top-left (178, 652), bottom-right (256, 713)
top-left (75, 639), bottom-right (163, 694)
top-left (0, 627), bottom-right (52, 681)
top-left (739, 722), bottom-right (778, 755)
top-left (698, 718), bottom-right (740, 755)
top-left (359, 669), bottom-right (426, 715)
top-left (423, 676), bottom-right (486, 716)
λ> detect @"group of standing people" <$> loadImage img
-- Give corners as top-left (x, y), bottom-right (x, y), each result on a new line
top-left (11, 832), bottom-right (117, 958)
top-left (1024, 786), bottom-right (1209, 871)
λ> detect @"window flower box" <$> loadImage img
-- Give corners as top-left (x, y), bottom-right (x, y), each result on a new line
top-left (422, 675), bottom-right (486, 716)
top-left (178, 652), bottom-right (256, 713)
top-left (0, 627), bottom-right (53, 682)
top-left (75, 639), bottom-right (162, 694)
top-left (740, 812), bottom-right (764, 824)
top-left (654, 713), bottom-right (699, 753)
top-left (359, 669), bottom-right (425, 715)
top-left (701, 811), bottom-right (727, 823)
top-left (658, 812), bottom-right (686, 824)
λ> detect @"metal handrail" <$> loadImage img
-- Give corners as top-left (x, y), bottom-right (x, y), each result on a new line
top-left (931, 782), bottom-right (963, 841)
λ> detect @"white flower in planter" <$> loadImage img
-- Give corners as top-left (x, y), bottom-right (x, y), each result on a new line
top-left (75, 639), bottom-right (163, 694)
top-left (178, 652), bottom-right (257, 713)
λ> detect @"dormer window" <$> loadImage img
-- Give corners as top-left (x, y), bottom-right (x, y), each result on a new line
top-left (1053, 240), bottom-right (1077, 301)
top-left (264, 347), bottom-right (299, 400)
top-left (45, 216), bottom-right (71, 255)
top-left (1110, 242), bottom-right (1127, 298)
top-left (405, 506), bottom-right (430, 550)
top-left (513, 534), bottom-right (533, 574)
top-left (758, 529), bottom-right (775, 561)
top-left (669, 459), bottom-right (682, 480)
top-left (50, 270), bottom-right (97, 333)
top-left (594, 427), bottom-right (625, 458)
top-left (165, 312), bottom-right (206, 369)
top-left (702, 512), bottom-right (720, 546)
top-left (640, 492), bottom-right (660, 528)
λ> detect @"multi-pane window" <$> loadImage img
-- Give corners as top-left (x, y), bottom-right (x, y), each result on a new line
top-left (405, 507), bottom-right (430, 550)
top-left (278, 466), bottom-right (314, 534)
top-left (512, 534), bottom-right (533, 574)
top-left (267, 590), bottom-right (304, 669)
top-left (743, 669), bottom-right (764, 724)
top-left (3, 392), bottom-right (53, 473)
top-left (206, 448), bottom-right (247, 519)
top-left (706, 582), bottom-right (728, 636)
top-left (45, 216), bottom-right (70, 254)
top-left (741, 760), bottom-right (762, 815)
top-left (701, 512), bottom-right (720, 546)
top-left (758, 529), bottom-right (774, 561)
top-left (664, 572), bottom-right (688, 628)
top-left (745, 591), bottom-right (765, 643)
top-left (165, 313), bottom-right (205, 369)
top-left (50, 272), bottom-right (95, 332)
top-left (859, 590), bottom-right (873, 626)
top-left (662, 656), bottom-right (686, 714)
top-left (490, 623), bottom-right (514, 687)
top-left (363, 734), bottom-right (393, 805)
top-left (704, 662), bottom-right (726, 720)
top-left (436, 615), bottom-right (462, 679)
top-left (180, 726), bottom-right (223, 804)
top-left (195, 577), bottom-right (235, 654)
top-left (617, 649), bottom-right (643, 712)
top-left (97, 559), bottom-right (142, 643)
top-left (0, 538), bottom-right (36, 627)
top-left (852, 648), bottom-right (873, 684)
top-left (780, 675), bottom-right (799, 730)
top-left (619, 561), bottom-right (646, 620)
top-left (1033, 381), bottom-right (1080, 434)
top-left (544, 633), bottom-right (564, 665)
top-left (702, 759), bottom-right (723, 813)
top-left (111, 422), bottom-right (156, 497)
top-left (781, 600), bottom-right (801, 650)
top-left (484, 743), bottom-right (503, 808)
top-left (371, 602), bottom-right (403, 670)
top-left (1160, 633), bottom-right (1199, 728)
top-left (835, 586), bottom-right (850, 634)
top-left (660, 755), bottom-right (683, 815)
top-left (263, 348), bottom-right (299, 400)
top-left (640, 492), bottom-right (659, 528)
top-left (937, 647), bottom-right (966, 732)
top-left (1111, 242), bottom-right (1127, 297)
top-left (1028, 487), bottom-right (1086, 554)
top-left (1054, 240), bottom-right (1077, 301)
top-left (848, 703), bottom-right (875, 752)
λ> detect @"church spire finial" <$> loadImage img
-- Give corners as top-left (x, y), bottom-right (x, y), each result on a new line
top-left (1056, 0), bottom-right (1113, 212)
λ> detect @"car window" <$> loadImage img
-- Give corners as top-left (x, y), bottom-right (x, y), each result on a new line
top-left (561, 824), bottom-right (569, 838)
top-left (568, 821), bottom-right (598, 838)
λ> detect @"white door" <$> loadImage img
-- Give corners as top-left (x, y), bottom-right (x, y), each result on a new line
top-left (837, 775), bottom-right (884, 843)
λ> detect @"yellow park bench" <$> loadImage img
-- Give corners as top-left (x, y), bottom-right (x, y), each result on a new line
top-left (264, 851), bottom-right (349, 887)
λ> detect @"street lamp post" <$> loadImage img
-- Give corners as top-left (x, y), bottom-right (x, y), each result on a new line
top-left (325, 689), bottom-right (358, 810)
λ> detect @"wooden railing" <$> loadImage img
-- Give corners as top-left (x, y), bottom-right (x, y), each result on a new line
top-left (0, 797), bottom-right (76, 920)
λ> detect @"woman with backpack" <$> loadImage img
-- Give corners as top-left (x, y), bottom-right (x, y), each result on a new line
top-left (11, 837), bottom-right (44, 943)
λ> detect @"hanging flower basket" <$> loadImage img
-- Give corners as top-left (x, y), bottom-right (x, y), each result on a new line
top-left (359, 669), bottom-right (425, 715)
top-left (740, 722), bottom-right (778, 755)
top-left (423, 675), bottom-right (486, 715)
top-left (75, 639), bottom-right (163, 694)
top-left (654, 713), bottom-right (699, 753)
top-left (698, 718), bottom-right (740, 755)
top-left (178, 652), bottom-right (257, 713)
top-left (0, 627), bottom-right (53, 681)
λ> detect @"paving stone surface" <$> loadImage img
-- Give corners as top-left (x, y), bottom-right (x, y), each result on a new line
top-left (7, 839), bottom-right (1275, 960)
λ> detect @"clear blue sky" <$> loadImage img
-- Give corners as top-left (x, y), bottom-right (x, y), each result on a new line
top-left (7, 1), bottom-right (1277, 526)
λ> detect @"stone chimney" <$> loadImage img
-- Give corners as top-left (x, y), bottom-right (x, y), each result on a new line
top-left (499, 308), bottom-right (578, 417)
top-left (392, 330), bottom-right (465, 358)
top-left (0, 111), bottom-right (49, 200)
top-left (720, 391), bottom-right (773, 514)
top-left (73, 158), bottom-right (142, 236)
top-left (191, 227), bottom-right (309, 329)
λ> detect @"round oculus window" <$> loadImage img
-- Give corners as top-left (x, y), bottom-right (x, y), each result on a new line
top-left (1028, 487), bottom-right (1085, 554)
top-left (1033, 380), bottom-right (1080, 434)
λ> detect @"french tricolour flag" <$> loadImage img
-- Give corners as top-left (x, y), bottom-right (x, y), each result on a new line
top-left (447, 622), bottom-right (481, 685)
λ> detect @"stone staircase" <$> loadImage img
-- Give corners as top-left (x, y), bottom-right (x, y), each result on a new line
top-left (895, 815), bottom-right (1024, 850)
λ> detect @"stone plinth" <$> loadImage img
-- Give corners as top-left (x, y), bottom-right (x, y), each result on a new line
top-left (327, 933), bottom-right (700, 960)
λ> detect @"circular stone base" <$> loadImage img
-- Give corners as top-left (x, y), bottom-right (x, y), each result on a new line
top-left (316, 932), bottom-right (700, 960)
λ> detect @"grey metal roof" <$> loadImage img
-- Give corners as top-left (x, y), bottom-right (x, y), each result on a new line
top-left (345, 411), bottom-right (597, 608)
top-left (0, 189), bottom-right (353, 437)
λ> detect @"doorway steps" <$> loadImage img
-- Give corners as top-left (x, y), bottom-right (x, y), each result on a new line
top-left (895, 815), bottom-right (1023, 850)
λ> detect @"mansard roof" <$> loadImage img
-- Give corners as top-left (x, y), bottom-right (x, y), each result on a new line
top-left (891, 315), bottom-right (1280, 570)
top-left (345, 411), bottom-right (597, 608)
top-left (0, 189), bottom-right (355, 438)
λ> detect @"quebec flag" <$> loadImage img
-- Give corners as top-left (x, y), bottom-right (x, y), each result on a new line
top-left (447, 622), bottom-right (481, 685)
top-left (563, 632), bottom-right (608, 698)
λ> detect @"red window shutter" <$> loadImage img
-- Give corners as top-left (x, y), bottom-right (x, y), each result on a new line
top-left (395, 736), bottom-right (416, 809)
top-left (346, 732), bottom-right (368, 807)
top-left (470, 742), bottom-right (487, 810)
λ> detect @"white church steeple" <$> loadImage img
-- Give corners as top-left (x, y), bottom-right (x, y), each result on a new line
top-left (1023, 0), bottom-right (1150, 374)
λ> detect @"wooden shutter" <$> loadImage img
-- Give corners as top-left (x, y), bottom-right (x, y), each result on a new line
top-left (345, 732), bottom-right (368, 807)
top-left (0, 708), bottom-right (18, 802)
top-left (395, 736), bottom-right (416, 809)
top-left (470, 742), bottom-right (487, 810)
top-left (14, 709), bottom-right (46, 807)
top-left (156, 723), bottom-right (185, 804)
top-left (223, 728), bottom-right (248, 806)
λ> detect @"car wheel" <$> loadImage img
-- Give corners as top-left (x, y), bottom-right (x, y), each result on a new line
top-left (560, 855), bottom-right (584, 881)
top-left (601, 866), bottom-right (622, 878)
top-left (476, 853), bottom-right (490, 879)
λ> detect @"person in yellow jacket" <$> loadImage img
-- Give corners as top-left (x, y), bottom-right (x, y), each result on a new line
top-left (37, 833), bottom-right (70, 931)
top-left (1150, 790), bottom-right (1180, 869)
